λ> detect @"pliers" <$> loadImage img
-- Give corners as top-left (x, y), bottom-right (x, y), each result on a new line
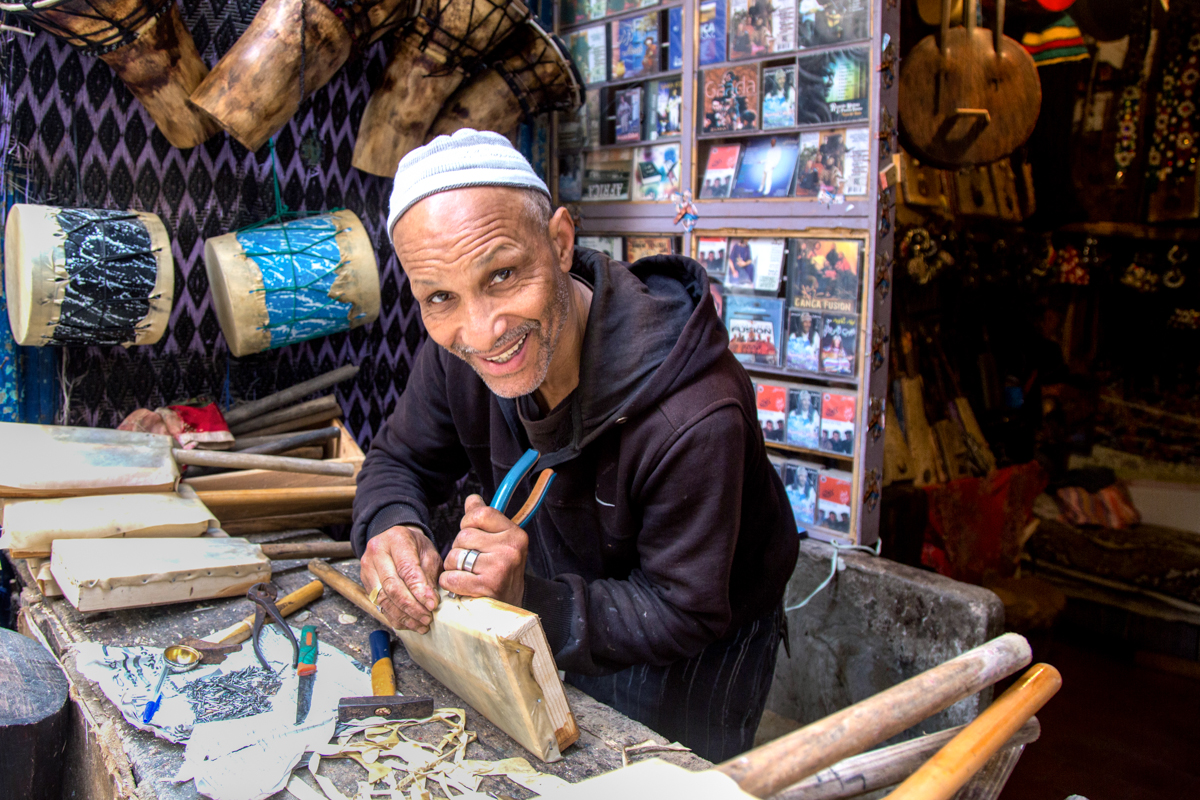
top-left (248, 582), bottom-right (300, 670)
top-left (493, 449), bottom-right (556, 525)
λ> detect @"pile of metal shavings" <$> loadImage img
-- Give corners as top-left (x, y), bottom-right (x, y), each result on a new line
top-left (289, 708), bottom-right (573, 800)
top-left (178, 666), bottom-right (283, 724)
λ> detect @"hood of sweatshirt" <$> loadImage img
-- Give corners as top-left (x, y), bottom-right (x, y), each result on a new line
top-left (525, 246), bottom-right (729, 469)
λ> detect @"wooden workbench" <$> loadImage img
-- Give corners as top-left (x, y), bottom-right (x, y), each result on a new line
top-left (10, 532), bottom-right (708, 799)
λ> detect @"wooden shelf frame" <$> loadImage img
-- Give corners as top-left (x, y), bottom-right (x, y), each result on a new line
top-left (551, 0), bottom-right (899, 546)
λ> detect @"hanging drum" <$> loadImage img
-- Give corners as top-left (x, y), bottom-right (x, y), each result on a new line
top-left (426, 18), bottom-right (583, 142)
top-left (189, 0), bottom-right (416, 152)
top-left (5, 0), bottom-right (219, 149)
top-left (351, 0), bottom-right (530, 177)
top-left (3, 204), bottom-right (174, 347)
top-left (203, 210), bottom-right (380, 358)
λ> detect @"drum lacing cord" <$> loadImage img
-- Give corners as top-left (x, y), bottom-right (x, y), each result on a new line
top-left (243, 220), bottom-right (351, 336)
top-left (495, 32), bottom-right (583, 122)
top-left (7, 0), bottom-right (174, 56)
top-left (46, 212), bottom-right (163, 344)
top-left (415, 0), bottom-right (530, 76)
top-left (236, 140), bottom-right (354, 337)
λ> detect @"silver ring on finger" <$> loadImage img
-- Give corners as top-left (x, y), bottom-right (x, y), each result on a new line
top-left (462, 549), bottom-right (481, 574)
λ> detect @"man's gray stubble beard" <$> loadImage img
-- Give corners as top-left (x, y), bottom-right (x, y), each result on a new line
top-left (451, 272), bottom-right (572, 399)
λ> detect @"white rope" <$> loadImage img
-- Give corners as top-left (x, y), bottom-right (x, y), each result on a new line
top-left (785, 538), bottom-right (881, 612)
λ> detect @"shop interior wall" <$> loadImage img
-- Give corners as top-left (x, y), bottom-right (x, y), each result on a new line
top-left (0, 1), bottom-right (428, 448)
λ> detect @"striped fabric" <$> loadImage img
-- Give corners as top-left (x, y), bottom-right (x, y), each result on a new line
top-left (566, 605), bottom-right (784, 762)
top-left (1021, 14), bottom-right (1090, 66)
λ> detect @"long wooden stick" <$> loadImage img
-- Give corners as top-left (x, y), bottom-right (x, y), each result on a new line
top-left (261, 541), bottom-right (355, 560)
top-left (307, 558), bottom-right (392, 628)
top-left (716, 633), bottom-right (1032, 798)
top-left (230, 395), bottom-right (341, 436)
top-left (882, 664), bottom-right (1061, 800)
top-left (245, 409), bottom-right (344, 438)
top-left (173, 448), bottom-right (354, 477)
top-left (196, 485), bottom-right (356, 509)
top-left (233, 426), bottom-right (341, 454)
top-left (223, 365), bottom-right (359, 427)
top-left (202, 579), bottom-right (325, 644)
top-left (220, 510), bottom-right (354, 534)
top-left (778, 718), bottom-right (1040, 800)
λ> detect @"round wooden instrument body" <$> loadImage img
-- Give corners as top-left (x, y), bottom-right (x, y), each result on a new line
top-left (351, 0), bottom-right (529, 177)
top-left (4, 203), bottom-right (174, 347)
top-left (428, 19), bottom-right (583, 141)
top-left (203, 210), bottom-right (380, 358)
top-left (898, 27), bottom-right (1041, 169)
top-left (190, 0), bottom-right (412, 152)
top-left (17, 0), bottom-right (217, 148)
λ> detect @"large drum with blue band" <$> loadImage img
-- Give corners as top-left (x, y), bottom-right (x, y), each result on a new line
top-left (3, 204), bottom-right (174, 347)
top-left (203, 210), bottom-right (380, 358)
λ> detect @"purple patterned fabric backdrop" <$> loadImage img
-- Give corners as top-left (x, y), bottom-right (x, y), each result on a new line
top-left (0, 2), bottom-right (425, 448)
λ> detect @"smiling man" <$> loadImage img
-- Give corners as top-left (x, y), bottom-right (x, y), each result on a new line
top-left (352, 130), bottom-right (799, 761)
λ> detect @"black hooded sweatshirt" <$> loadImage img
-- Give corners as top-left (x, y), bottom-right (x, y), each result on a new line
top-left (352, 247), bottom-right (799, 676)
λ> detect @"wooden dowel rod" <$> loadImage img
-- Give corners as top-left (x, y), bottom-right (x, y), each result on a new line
top-left (196, 485), bottom-right (356, 508)
top-left (716, 633), bottom-right (1033, 798)
top-left (778, 718), bottom-right (1041, 800)
top-left (230, 395), bottom-right (341, 436)
top-left (202, 579), bottom-right (325, 644)
top-left (307, 558), bottom-right (392, 628)
top-left (220, 510), bottom-right (354, 534)
top-left (173, 448), bottom-right (354, 477)
top-left (233, 427), bottom-right (341, 454)
top-left (223, 365), bottom-right (359, 426)
top-left (261, 541), bottom-right (355, 560)
top-left (882, 664), bottom-right (1061, 800)
top-left (244, 409), bottom-right (343, 438)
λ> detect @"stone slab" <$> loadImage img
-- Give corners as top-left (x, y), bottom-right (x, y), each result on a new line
top-left (767, 539), bottom-right (1005, 744)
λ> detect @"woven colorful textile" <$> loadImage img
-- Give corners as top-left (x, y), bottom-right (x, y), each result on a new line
top-left (1021, 14), bottom-right (1089, 67)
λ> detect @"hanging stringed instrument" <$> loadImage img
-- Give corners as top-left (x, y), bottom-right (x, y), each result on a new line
top-left (899, 0), bottom-right (1041, 169)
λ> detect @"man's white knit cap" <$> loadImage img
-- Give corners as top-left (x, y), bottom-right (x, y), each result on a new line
top-left (386, 129), bottom-right (550, 242)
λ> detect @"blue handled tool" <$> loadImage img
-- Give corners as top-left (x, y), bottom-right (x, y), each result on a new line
top-left (492, 448), bottom-right (556, 526)
top-left (448, 450), bottom-right (555, 599)
top-left (141, 665), bottom-right (170, 724)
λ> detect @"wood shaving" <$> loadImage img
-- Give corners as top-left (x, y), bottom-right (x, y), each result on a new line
top-left (338, 613), bottom-right (358, 625)
top-left (304, 708), bottom-right (570, 798)
top-left (620, 738), bottom-right (692, 768)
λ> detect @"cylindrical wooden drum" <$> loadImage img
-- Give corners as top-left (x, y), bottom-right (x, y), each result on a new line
top-left (351, 0), bottom-right (530, 177)
top-left (189, 0), bottom-right (414, 152)
top-left (427, 18), bottom-right (582, 141)
top-left (203, 210), bottom-right (380, 358)
top-left (9, 0), bottom-right (219, 149)
top-left (3, 204), bottom-right (174, 347)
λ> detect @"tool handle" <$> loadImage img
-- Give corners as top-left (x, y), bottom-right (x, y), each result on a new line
top-left (716, 633), bottom-right (1032, 798)
top-left (298, 626), bottom-right (318, 676)
top-left (203, 579), bottom-right (324, 644)
top-left (141, 693), bottom-right (163, 725)
top-left (491, 449), bottom-right (540, 515)
top-left (511, 469), bottom-right (557, 527)
top-left (369, 630), bottom-right (396, 696)
top-left (307, 559), bottom-right (393, 629)
top-left (883, 664), bottom-right (1061, 800)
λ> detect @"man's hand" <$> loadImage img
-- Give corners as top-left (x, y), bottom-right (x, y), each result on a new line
top-left (360, 525), bottom-right (442, 634)
top-left (441, 494), bottom-right (528, 607)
